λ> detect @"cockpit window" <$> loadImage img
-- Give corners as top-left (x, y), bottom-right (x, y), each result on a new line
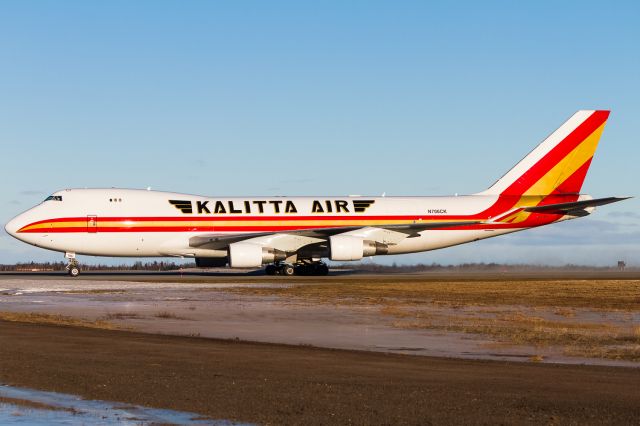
top-left (44, 195), bottom-right (63, 202)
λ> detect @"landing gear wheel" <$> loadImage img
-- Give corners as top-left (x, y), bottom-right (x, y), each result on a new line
top-left (317, 263), bottom-right (329, 276)
top-left (68, 266), bottom-right (80, 277)
top-left (293, 262), bottom-right (329, 276)
top-left (281, 265), bottom-right (295, 276)
top-left (265, 264), bottom-right (277, 276)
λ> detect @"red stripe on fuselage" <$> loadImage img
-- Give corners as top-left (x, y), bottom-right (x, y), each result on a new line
top-left (18, 220), bottom-right (561, 233)
top-left (22, 214), bottom-right (465, 226)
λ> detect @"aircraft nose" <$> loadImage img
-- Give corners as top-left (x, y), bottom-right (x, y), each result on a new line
top-left (5, 215), bottom-right (23, 237)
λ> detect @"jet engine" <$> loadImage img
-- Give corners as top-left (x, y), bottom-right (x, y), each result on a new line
top-left (228, 242), bottom-right (286, 268)
top-left (329, 235), bottom-right (388, 261)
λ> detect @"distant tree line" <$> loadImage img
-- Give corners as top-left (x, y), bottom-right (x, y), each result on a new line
top-left (0, 261), bottom-right (196, 272)
top-left (0, 260), bottom-right (633, 272)
top-left (331, 262), bottom-right (635, 272)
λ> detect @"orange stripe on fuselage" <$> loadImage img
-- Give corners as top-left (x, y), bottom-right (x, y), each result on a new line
top-left (16, 212), bottom-right (565, 234)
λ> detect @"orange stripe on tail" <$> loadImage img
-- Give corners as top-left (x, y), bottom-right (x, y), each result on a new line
top-left (481, 110), bottom-right (609, 198)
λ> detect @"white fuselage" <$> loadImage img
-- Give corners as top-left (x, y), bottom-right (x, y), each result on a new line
top-left (5, 188), bottom-right (571, 261)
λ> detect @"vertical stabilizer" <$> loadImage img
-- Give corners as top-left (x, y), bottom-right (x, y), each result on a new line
top-left (480, 110), bottom-right (609, 197)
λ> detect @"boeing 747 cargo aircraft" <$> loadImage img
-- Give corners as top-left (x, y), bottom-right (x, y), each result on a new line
top-left (5, 110), bottom-right (628, 276)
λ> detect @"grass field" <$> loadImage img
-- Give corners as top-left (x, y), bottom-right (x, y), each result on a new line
top-left (226, 279), bottom-right (640, 361)
top-left (224, 279), bottom-right (640, 310)
top-left (1, 276), bottom-right (638, 363)
top-left (0, 312), bottom-right (116, 330)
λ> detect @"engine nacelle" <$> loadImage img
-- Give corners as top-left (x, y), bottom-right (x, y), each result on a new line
top-left (228, 242), bottom-right (286, 268)
top-left (330, 235), bottom-right (364, 261)
top-left (330, 235), bottom-right (388, 261)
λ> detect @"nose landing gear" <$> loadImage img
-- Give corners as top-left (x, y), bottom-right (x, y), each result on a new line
top-left (65, 252), bottom-right (81, 277)
top-left (67, 262), bottom-right (81, 277)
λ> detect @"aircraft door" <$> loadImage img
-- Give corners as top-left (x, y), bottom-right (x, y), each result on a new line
top-left (87, 215), bottom-right (98, 233)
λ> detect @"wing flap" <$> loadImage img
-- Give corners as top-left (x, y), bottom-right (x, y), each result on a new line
top-left (379, 220), bottom-right (482, 236)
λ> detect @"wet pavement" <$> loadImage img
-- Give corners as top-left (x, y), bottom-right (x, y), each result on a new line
top-left (0, 384), bottom-right (247, 425)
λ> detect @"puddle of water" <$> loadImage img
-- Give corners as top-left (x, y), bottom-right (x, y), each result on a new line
top-left (0, 384), bottom-right (249, 425)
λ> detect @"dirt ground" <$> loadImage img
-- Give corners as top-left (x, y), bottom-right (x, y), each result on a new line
top-left (1, 320), bottom-right (639, 425)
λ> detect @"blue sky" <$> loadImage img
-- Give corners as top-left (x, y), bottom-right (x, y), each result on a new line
top-left (1, 1), bottom-right (638, 266)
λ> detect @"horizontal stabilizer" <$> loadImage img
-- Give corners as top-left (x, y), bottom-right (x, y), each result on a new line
top-left (524, 197), bottom-right (631, 214)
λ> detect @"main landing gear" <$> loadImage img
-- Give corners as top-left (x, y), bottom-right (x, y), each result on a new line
top-left (65, 252), bottom-right (81, 277)
top-left (265, 263), bottom-right (295, 276)
top-left (265, 262), bottom-right (329, 276)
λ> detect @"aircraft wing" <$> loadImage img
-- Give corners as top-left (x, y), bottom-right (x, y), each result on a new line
top-left (523, 197), bottom-right (631, 215)
top-left (189, 220), bottom-right (482, 252)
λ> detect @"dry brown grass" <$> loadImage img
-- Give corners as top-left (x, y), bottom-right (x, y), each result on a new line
top-left (102, 312), bottom-right (144, 320)
top-left (224, 279), bottom-right (640, 310)
top-left (553, 307), bottom-right (576, 318)
top-left (385, 307), bottom-right (640, 361)
top-left (225, 278), bottom-right (640, 362)
top-left (0, 311), bottom-right (116, 330)
top-left (63, 289), bottom-right (127, 295)
top-left (379, 305), bottom-right (419, 318)
top-left (154, 311), bottom-right (188, 320)
top-left (564, 345), bottom-right (640, 361)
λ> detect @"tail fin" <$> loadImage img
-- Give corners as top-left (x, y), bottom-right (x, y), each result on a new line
top-left (481, 110), bottom-right (610, 196)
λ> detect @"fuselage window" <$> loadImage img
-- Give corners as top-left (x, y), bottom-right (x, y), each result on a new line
top-left (44, 195), bottom-right (62, 202)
